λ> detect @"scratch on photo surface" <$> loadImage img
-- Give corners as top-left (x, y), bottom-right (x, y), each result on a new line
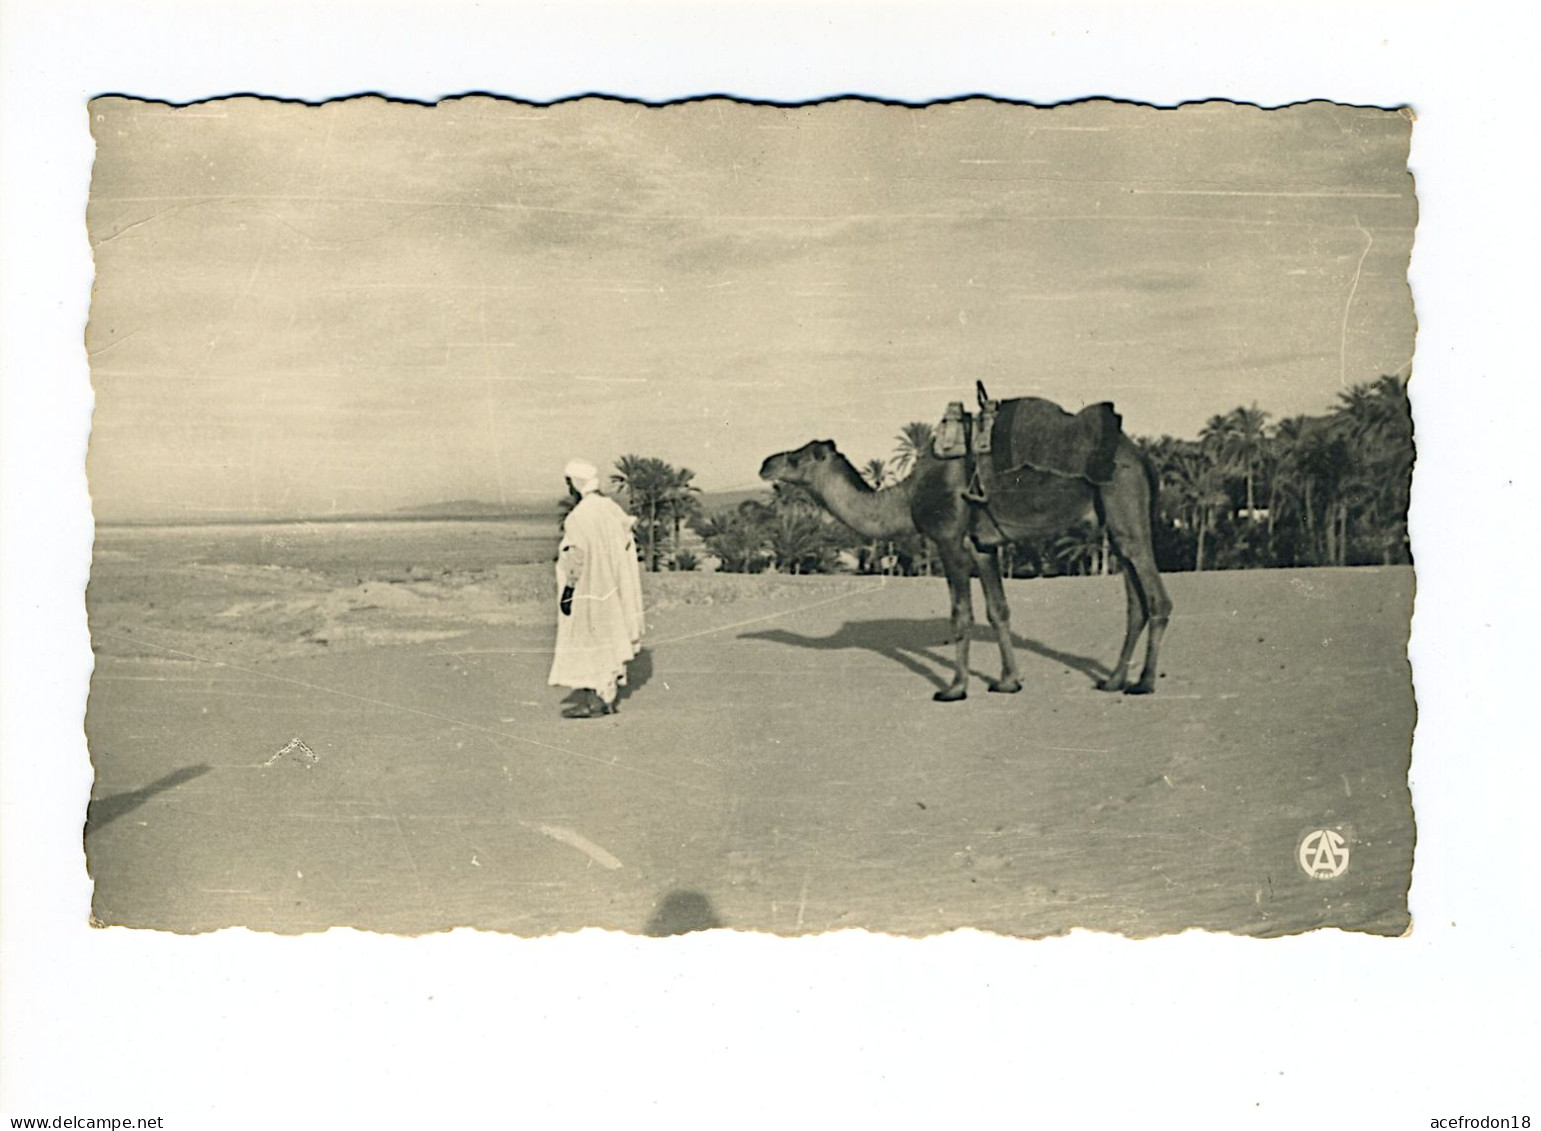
top-left (1197, 828), bottom-right (1246, 849)
top-left (91, 206), bottom-right (193, 247)
top-left (1341, 216), bottom-right (1375, 387)
top-left (87, 329), bottom-right (141, 357)
top-left (387, 807), bottom-right (444, 918)
top-left (528, 823), bottom-right (623, 870)
top-left (94, 674), bottom-right (237, 682)
top-left (649, 582), bottom-right (887, 647)
top-left (446, 584), bottom-right (887, 656)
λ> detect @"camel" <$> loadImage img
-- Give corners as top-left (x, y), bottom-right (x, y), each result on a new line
top-left (759, 403), bottom-right (1172, 701)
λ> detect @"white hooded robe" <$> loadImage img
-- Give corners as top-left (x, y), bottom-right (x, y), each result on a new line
top-left (547, 492), bottom-right (645, 696)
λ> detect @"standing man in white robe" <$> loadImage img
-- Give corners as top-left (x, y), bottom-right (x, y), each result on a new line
top-left (547, 458), bottom-right (646, 718)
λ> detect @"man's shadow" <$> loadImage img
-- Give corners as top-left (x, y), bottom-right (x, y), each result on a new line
top-left (558, 648), bottom-right (654, 712)
top-left (740, 619), bottom-right (1108, 691)
top-left (617, 647), bottom-right (653, 704)
top-left (643, 889), bottom-right (723, 937)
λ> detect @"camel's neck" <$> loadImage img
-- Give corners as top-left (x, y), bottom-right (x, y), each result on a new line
top-left (806, 455), bottom-right (917, 538)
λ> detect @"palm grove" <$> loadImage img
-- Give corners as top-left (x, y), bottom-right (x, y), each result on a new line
top-left (578, 375), bottom-right (1413, 578)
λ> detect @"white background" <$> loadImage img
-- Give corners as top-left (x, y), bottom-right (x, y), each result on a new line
top-left (3, 2), bottom-right (1537, 1126)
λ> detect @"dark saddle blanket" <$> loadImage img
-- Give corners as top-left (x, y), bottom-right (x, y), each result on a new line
top-left (989, 397), bottom-right (1123, 486)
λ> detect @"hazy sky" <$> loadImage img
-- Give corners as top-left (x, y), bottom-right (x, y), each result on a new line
top-left (86, 97), bottom-right (1415, 520)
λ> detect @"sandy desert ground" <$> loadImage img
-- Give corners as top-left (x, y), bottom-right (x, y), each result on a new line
top-left (83, 523), bottom-right (1416, 938)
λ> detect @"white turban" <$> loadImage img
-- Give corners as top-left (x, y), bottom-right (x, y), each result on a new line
top-left (564, 458), bottom-right (601, 495)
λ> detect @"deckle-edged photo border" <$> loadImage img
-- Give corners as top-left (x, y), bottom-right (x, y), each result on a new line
top-left (3, 2), bottom-right (1537, 1125)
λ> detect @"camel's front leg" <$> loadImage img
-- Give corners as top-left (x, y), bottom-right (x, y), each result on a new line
top-left (973, 546), bottom-right (1022, 693)
top-left (935, 549), bottom-right (974, 702)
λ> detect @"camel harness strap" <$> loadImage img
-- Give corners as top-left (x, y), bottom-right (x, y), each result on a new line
top-left (962, 383), bottom-right (1009, 545)
top-left (933, 381), bottom-right (1008, 545)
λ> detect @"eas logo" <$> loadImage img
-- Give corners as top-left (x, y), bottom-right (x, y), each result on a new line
top-left (1297, 828), bottom-right (1350, 879)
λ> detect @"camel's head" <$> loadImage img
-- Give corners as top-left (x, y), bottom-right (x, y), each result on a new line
top-left (759, 440), bottom-right (838, 487)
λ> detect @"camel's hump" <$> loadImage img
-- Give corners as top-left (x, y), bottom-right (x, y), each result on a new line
top-left (992, 397), bottom-right (1123, 484)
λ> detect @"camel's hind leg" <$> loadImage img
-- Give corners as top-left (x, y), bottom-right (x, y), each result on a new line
top-left (1128, 561), bottom-right (1173, 694)
top-left (1097, 566), bottom-right (1148, 693)
top-left (1101, 451), bottom-right (1174, 696)
top-left (973, 545), bottom-right (1022, 693)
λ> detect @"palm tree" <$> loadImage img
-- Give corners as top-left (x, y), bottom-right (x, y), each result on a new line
top-left (1169, 448), bottom-right (1228, 571)
top-left (695, 500), bottom-right (772, 573)
top-left (1270, 416), bottom-right (1315, 565)
top-left (662, 465), bottom-right (702, 568)
top-left (1331, 376), bottom-right (1413, 564)
top-left (1135, 434), bottom-right (1191, 570)
top-left (770, 479), bottom-right (821, 516)
top-left (891, 421), bottom-right (935, 480)
top-left (1198, 413), bottom-right (1235, 522)
top-left (767, 509), bottom-right (831, 575)
top-left (1136, 434), bottom-right (1182, 472)
top-left (1341, 375), bottom-right (1412, 450)
top-left (611, 455), bottom-right (678, 571)
top-left (857, 458), bottom-right (890, 572)
top-left (1290, 424), bottom-right (1356, 565)
top-left (1051, 521), bottom-right (1105, 576)
top-left (1226, 403), bottom-right (1271, 520)
top-left (888, 423), bottom-right (940, 573)
top-left (1198, 406), bottom-right (1267, 525)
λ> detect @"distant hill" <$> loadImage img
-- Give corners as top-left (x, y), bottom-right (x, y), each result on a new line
top-left (97, 501), bottom-right (562, 527)
top-left (389, 489), bottom-right (770, 521)
top-left (99, 491), bottom-right (751, 528)
top-left (393, 499), bottom-right (558, 519)
top-left (697, 487), bottom-right (772, 514)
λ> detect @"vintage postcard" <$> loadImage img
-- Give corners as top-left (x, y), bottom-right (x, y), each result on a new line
top-left (83, 96), bottom-right (1417, 937)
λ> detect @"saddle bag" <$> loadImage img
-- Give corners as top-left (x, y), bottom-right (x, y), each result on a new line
top-left (933, 401), bottom-right (969, 459)
top-left (932, 381), bottom-right (1121, 497)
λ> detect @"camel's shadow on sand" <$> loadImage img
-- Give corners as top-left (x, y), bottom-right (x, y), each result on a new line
top-left (741, 618), bottom-right (1109, 691)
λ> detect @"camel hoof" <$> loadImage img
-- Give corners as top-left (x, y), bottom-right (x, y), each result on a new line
top-left (933, 686), bottom-right (968, 703)
top-left (989, 679), bottom-right (1022, 694)
top-left (1095, 677), bottom-right (1126, 693)
top-left (1123, 683), bottom-right (1155, 696)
